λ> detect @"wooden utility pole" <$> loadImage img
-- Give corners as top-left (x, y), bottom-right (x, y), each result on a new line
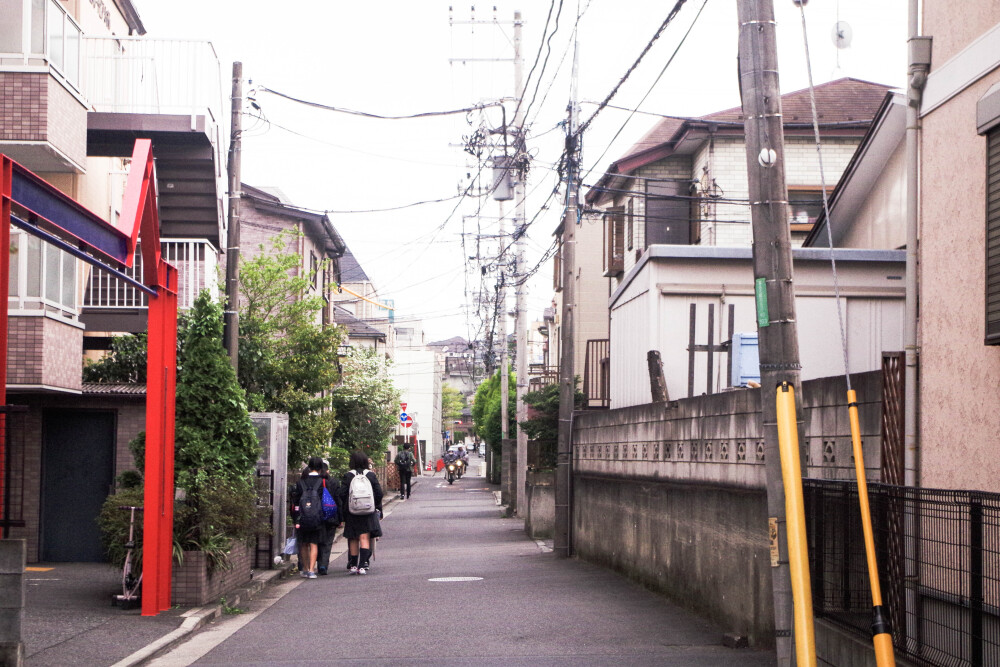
top-left (736, 0), bottom-right (808, 662)
top-left (499, 198), bottom-right (511, 506)
top-left (224, 61), bottom-right (242, 372)
top-left (513, 11), bottom-right (529, 518)
top-left (554, 46), bottom-right (580, 558)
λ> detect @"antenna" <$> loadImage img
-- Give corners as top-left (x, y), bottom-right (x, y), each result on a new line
top-left (832, 20), bottom-right (852, 49)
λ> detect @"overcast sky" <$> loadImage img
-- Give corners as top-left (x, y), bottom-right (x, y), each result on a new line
top-left (134, 0), bottom-right (907, 343)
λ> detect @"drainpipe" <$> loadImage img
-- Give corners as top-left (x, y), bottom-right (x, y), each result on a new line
top-left (905, 0), bottom-right (931, 653)
top-left (904, 2), bottom-right (930, 491)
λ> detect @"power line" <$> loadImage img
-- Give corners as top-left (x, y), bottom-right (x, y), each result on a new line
top-left (257, 85), bottom-right (503, 120)
top-left (576, 0), bottom-right (690, 138)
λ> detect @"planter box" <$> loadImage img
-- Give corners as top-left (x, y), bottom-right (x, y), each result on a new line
top-left (525, 470), bottom-right (555, 539)
top-left (171, 541), bottom-right (252, 607)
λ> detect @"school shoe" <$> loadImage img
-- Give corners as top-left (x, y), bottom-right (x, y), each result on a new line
top-left (349, 566), bottom-right (358, 574)
top-left (307, 571), bottom-right (318, 579)
top-left (317, 567), bottom-right (327, 575)
top-left (357, 567), bottom-right (368, 575)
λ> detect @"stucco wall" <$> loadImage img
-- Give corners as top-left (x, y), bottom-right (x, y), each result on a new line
top-left (839, 140), bottom-right (907, 250)
top-left (919, 66), bottom-right (1000, 491)
top-left (922, 4), bottom-right (1000, 65)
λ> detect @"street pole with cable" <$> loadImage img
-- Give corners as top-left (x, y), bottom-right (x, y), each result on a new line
top-left (736, 0), bottom-right (811, 662)
top-left (224, 61), bottom-right (242, 372)
top-left (555, 45), bottom-right (580, 559)
top-left (513, 11), bottom-right (530, 519)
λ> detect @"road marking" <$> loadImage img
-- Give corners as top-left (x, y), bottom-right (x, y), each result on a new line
top-left (25, 567), bottom-right (53, 572)
top-left (427, 576), bottom-right (483, 582)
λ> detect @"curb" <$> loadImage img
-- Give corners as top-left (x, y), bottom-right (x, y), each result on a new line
top-left (116, 492), bottom-right (405, 666)
top-left (112, 564), bottom-right (296, 667)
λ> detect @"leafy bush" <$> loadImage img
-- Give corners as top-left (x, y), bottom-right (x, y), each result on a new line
top-left (519, 379), bottom-right (585, 470)
top-left (471, 367), bottom-right (516, 454)
top-left (83, 333), bottom-right (148, 383)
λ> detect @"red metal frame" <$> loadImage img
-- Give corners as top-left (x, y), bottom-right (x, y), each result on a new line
top-left (0, 140), bottom-right (178, 616)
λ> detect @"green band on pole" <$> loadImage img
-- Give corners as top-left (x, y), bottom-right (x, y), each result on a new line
top-left (755, 277), bottom-right (769, 327)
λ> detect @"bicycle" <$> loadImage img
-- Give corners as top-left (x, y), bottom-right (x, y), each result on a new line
top-left (113, 505), bottom-right (143, 609)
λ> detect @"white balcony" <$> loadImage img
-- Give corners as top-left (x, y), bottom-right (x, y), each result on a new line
top-left (82, 239), bottom-right (218, 311)
top-left (80, 36), bottom-right (223, 120)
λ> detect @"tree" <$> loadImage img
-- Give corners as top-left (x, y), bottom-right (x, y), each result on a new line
top-left (519, 379), bottom-right (584, 469)
top-left (442, 384), bottom-right (465, 423)
top-left (330, 346), bottom-right (400, 467)
top-left (470, 367), bottom-right (515, 454)
top-left (83, 333), bottom-right (147, 383)
top-left (238, 232), bottom-right (343, 466)
top-left (173, 292), bottom-right (263, 557)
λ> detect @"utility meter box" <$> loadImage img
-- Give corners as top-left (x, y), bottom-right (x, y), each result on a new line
top-left (730, 332), bottom-right (761, 387)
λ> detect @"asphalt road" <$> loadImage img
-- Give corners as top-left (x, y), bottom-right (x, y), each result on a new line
top-left (149, 459), bottom-right (776, 666)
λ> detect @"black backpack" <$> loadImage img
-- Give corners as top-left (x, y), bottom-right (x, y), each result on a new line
top-left (297, 478), bottom-right (323, 531)
top-left (396, 450), bottom-right (414, 469)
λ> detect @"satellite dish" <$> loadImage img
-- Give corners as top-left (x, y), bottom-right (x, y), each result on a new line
top-left (832, 21), bottom-right (853, 49)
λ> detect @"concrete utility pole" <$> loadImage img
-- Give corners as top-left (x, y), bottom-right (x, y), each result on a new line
top-left (554, 46), bottom-right (580, 558)
top-left (513, 11), bottom-right (529, 519)
top-left (499, 198), bottom-right (511, 507)
top-left (735, 0), bottom-right (805, 661)
top-left (224, 61), bottom-right (242, 372)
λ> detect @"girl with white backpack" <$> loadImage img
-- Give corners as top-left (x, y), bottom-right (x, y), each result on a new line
top-left (338, 450), bottom-right (384, 575)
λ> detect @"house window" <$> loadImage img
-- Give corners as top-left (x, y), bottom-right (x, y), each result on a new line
top-left (553, 235), bottom-right (563, 292)
top-left (645, 179), bottom-right (694, 246)
top-left (309, 251), bottom-right (318, 291)
top-left (603, 206), bottom-right (624, 277)
top-left (787, 186), bottom-right (829, 231)
top-left (626, 199), bottom-right (634, 251)
top-left (0, 0), bottom-right (81, 85)
top-left (986, 128), bottom-right (1000, 344)
top-left (8, 230), bottom-right (77, 316)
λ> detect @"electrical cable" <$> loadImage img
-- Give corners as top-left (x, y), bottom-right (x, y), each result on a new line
top-left (576, 0), bottom-right (690, 138)
top-left (581, 0), bottom-right (709, 183)
top-left (257, 85), bottom-right (502, 119)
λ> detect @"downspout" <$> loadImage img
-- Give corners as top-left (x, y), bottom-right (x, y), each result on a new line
top-left (904, 1), bottom-right (930, 490)
top-left (905, 0), bottom-right (931, 652)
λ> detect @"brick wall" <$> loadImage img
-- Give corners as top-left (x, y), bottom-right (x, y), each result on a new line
top-left (7, 315), bottom-right (83, 391)
top-left (0, 72), bottom-right (46, 141)
top-left (0, 72), bottom-right (86, 169)
top-left (172, 541), bottom-right (253, 607)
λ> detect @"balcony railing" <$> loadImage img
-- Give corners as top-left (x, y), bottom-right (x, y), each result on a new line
top-left (80, 37), bottom-right (224, 120)
top-left (83, 239), bottom-right (218, 310)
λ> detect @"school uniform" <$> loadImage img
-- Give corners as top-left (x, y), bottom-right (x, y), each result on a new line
top-left (338, 469), bottom-right (383, 539)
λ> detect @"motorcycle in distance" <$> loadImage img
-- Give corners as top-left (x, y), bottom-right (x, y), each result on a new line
top-left (454, 457), bottom-right (465, 479)
top-left (446, 460), bottom-right (459, 484)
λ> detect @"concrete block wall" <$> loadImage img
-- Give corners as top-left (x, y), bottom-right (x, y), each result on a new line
top-left (0, 540), bottom-right (25, 665)
top-left (570, 370), bottom-right (884, 649)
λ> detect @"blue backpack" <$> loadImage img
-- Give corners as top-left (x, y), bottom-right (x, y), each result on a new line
top-left (321, 479), bottom-right (338, 521)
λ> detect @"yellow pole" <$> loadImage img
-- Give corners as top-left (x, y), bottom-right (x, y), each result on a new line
top-left (847, 389), bottom-right (896, 666)
top-left (775, 382), bottom-right (817, 667)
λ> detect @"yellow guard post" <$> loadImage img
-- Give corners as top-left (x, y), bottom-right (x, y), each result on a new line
top-left (847, 389), bottom-right (896, 666)
top-left (775, 382), bottom-right (817, 666)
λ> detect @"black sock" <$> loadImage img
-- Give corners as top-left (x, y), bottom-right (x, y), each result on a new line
top-left (359, 548), bottom-right (371, 568)
top-left (348, 554), bottom-right (358, 568)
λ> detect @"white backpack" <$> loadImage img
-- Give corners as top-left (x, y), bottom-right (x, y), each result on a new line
top-left (348, 469), bottom-right (376, 515)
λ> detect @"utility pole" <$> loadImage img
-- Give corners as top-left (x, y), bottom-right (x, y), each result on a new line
top-left (736, 0), bottom-right (806, 662)
top-left (555, 45), bottom-right (580, 558)
top-left (513, 11), bottom-right (529, 519)
top-left (499, 198), bottom-right (511, 507)
top-left (224, 61), bottom-right (242, 372)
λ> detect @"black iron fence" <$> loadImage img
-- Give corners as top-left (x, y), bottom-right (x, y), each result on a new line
top-left (805, 480), bottom-right (1000, 667)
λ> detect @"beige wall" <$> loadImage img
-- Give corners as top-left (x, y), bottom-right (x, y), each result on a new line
top-left (922, 4), bottom-right (1000, 65)
top-left (919, 66), bottom-right (1000, 491)
top-left (840, 141), bottom-right (907, 249)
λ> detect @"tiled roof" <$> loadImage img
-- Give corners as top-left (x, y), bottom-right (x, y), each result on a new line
top-left (82, 383), bottom-right (147, 395)
top-left (339, 246), bottom-right (370, 283)
top-left (333, 305), bottom-right (386, 339)
top-left (616, 77), bottom-right (893, 167)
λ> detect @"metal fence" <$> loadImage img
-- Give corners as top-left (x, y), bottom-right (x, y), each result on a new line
top-left (805, 480), bottom-right (1000, 667)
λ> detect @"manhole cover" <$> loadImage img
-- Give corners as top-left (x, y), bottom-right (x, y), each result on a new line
top-left (428, 576), bottom-right (483, 582)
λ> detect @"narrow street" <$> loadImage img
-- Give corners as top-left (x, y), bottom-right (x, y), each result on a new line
top-left (149, 459), bottom-right (775, 666)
